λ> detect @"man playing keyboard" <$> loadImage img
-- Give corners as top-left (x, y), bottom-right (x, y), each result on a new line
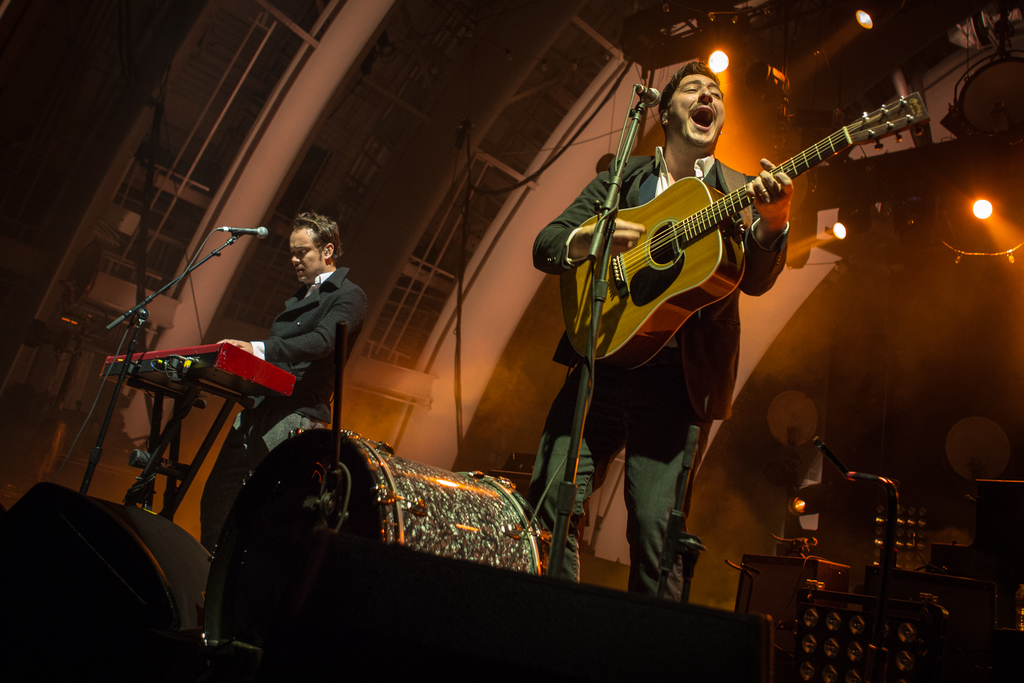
top-left (199, 212), bottom-right (366, 551)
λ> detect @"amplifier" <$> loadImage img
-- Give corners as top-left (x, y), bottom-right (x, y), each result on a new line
top-left (735, 554), bottom-right (850, 660)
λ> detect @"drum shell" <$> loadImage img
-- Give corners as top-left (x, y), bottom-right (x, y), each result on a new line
top-left (205, 429), bottom-right (540, 647)
top-left (361, 438), bottom-right (540, 573)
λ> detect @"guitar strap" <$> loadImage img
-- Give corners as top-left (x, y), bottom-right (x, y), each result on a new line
top-left (716, 162), bottom-right (754, 229)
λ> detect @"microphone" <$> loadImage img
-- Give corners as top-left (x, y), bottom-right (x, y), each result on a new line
top-left (216, 226), bottom-right (269, 238)
top-left (634, 84), bottom-right (661, 107)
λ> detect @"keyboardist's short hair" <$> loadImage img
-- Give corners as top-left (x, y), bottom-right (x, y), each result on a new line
top-left (292, 212), bottom-right (342, 259)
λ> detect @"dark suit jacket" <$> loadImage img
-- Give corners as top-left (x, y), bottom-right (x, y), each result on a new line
top-left (260, 267), bottom-right (366, 423)
top-left (532, 156), bottom-right (787, 421)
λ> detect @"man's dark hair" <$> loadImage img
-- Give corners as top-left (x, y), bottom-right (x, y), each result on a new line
top-left (292, 211), bottom-right (342, 259)
top-left (658, 60), bottom-right (721, 127)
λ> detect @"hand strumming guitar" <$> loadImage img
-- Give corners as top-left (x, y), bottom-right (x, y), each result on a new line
top-left (567, 219), bottom-right (647, 263)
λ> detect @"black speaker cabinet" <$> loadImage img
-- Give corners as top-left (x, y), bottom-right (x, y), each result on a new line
top-left (256, 531), bottom-right (774, 682)
top-left (0, 483), bottom-right (209, 681)
top-left (865, 565), bottom-right (997, 683)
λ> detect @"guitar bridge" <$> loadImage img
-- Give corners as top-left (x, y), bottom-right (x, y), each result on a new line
top-left (612, 254), bottom-right (629, 298)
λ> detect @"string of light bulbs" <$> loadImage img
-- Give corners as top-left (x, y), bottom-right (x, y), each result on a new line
top-left (941, 240), bottom-right (1024, 264)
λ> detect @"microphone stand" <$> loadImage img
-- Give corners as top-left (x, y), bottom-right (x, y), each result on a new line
top-left (655, 424), bottom-right (706, 601)
top-left (813, 437), bottom-right (899, 683)
top-left (547, 88), bottom-right (654, 580)
top-left (78, 234), bottom-right (242, 496)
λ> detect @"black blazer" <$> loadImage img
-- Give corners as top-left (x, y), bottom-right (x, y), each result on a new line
top-left (532, 156), bottom-right (787, 421)
top-left (260, 267), bottom-right (366, 423)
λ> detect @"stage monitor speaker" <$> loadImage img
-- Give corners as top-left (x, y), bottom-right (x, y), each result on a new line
top-left (255, 531), bottom-right (773, 682)
top-left (0, 483), bottom-right (210, 681)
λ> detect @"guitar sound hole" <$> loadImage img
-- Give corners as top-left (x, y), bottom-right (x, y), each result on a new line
top-left (648, 223), bottom-right (683, 267)
top-left (631, 223), bottom-right (685, 306)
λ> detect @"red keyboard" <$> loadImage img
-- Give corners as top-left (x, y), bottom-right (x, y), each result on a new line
top-left (103, 343), bottom-right (295, 397)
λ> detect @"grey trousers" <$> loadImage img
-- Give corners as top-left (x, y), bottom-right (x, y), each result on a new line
top-left (528, 361), bottom-right (709, 598)
top-left (199, 400), bottom-right (322, 551)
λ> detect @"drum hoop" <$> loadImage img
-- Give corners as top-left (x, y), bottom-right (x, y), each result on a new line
top-left (473, 475), bottom-right (542, 575)
top-left (356, 437), bottom-right (404, 545)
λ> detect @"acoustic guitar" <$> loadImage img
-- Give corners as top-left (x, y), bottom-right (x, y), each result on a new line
top-left (560, 92), bottom-right (929, 368)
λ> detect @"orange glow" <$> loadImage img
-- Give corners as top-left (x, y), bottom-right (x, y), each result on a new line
top-left (436, 478), bottom-right (460, 488)
top-left (855, 10), bottom-right (873, 29)
top-left (832, 222), bottom-right (847, 240)
top-left (454, 524), bottom-right (479, 532)
top-left (973, 199), bottom-right (993, 219)
top-left (709, 50), bottom-right (729, 73)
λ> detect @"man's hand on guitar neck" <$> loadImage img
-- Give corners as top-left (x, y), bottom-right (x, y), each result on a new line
top-left (748, 158), bottom-right (793, 249)
top-left (566, 219), bottom-right (646, 265)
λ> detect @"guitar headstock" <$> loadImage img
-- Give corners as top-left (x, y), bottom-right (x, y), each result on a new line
top-left (846, 92), bottom-right (929, 145)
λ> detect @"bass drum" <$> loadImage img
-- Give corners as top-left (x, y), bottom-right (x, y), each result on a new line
top-left (205, 429), bottom-right (541, 647)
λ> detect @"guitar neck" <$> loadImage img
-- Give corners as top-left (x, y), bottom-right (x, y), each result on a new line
top-left (700, 126), bottom-right (853, 231)
top-left (691, 92), bottom-right (928, 238)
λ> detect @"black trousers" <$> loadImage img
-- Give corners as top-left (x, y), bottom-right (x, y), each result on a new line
top-left (199, 400), bottom-right (322, 551)
top-left (528, 360), bottom-right (709, 598)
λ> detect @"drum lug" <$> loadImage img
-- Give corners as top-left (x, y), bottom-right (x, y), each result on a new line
top-left (378, 488), bottom-right (428, 517)
top-left (501, 523), bottom-right (525, 540)
top-left (405, 497), bottom-right (428, 517)
top-left (493, 475), bottom-right (515, 491)
top-left (375, 484), bottom-right (396, 505)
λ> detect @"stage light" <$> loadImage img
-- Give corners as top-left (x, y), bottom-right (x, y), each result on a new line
top-left (795, 595), bottom-right (944, 683)
top-left (855, 2), bottom-right (906, 30)
top-left (787, 482), bottom-right (828, 520)
top-left (941, 8), bottom-right (1024, 141)
top-left (708, 50), bottom-right (729, 73)
top-left (830, 222), bottom-right (847, 240)
top-left (836, 203), bottom-right (870, 238)
top-left (745, 61), bottom-right (787, 100)
top-left (973, 199), bottom-right (993, 219)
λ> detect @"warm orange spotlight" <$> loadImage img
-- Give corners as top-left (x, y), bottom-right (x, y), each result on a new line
top-left (708, 50), bottom-right (729, 73)
top-left (973, 199), bottom-right (993, 219)
top-left (855, 9), bottom-right (873, 29)
top-left (831, 222), bottom-right (848, 240)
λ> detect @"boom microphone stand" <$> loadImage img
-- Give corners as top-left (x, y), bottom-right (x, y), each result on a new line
top-left (547, 84), bottom-right (659, 579)
top-left (79, 232), bottom-right (248, 496)
top-left (814, 437), bottom-right (899, 683)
